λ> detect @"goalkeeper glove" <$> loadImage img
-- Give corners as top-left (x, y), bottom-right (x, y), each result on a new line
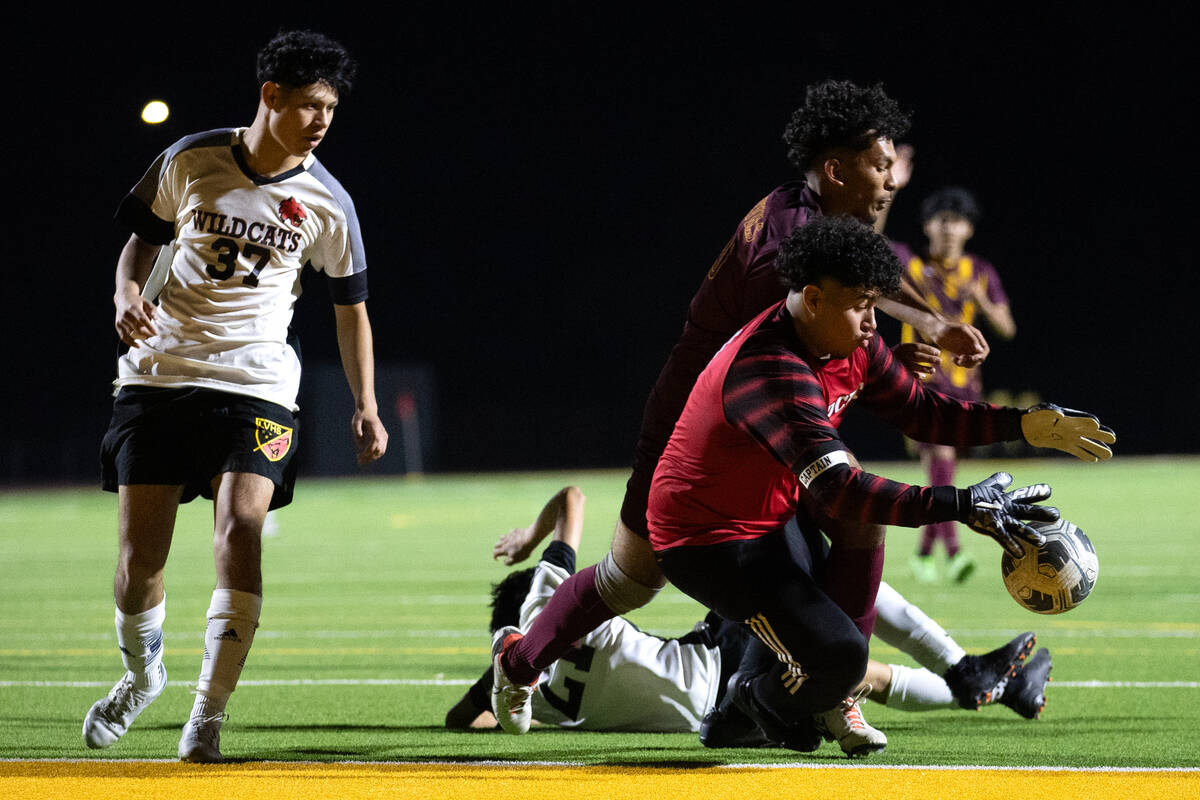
top-left (1022, 403), bottom-right (1116, 462)
top-left (957, 472), bottom-right (1059, 558)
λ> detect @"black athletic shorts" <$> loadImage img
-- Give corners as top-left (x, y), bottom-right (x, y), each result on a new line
top-left (100, 386), bottom-right (299, 510)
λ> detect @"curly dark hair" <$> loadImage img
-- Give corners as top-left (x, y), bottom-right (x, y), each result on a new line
top-left (774, 216), bottom-right (902, 294)
top-left (489, 568), bottom-right (536, 634)
top-left (256, 30), bottom-right (356, 95)
top-left (920, 186), bottom-right (982, 225)
top-left (782, 80), bottom-right (911, 173)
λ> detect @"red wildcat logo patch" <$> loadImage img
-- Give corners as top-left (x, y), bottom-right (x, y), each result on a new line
top-left (278, 197), bottom-right (308, 228)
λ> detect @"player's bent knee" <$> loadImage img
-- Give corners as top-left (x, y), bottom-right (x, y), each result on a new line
top-left (610, 521), bottom-right (667, 588)
top-left (813, 630), bottom-right (869, 685)
top-left (839, 634), bottom-right (870, 678)
top-left (595, 551), bottom-right (660, 615)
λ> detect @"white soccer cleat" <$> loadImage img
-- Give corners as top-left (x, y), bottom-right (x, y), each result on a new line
top-left (490, 625), bottom-right (535, 735)
top-left (82, 665), bottom-right (167, 749)
top-left (813, 693), bottom-right (887, 757)
top-left (178, 711), bottom-right (227, 763)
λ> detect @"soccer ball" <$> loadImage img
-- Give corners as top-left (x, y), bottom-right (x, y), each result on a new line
top-left (1001, 518), bottom-right (1098, 614)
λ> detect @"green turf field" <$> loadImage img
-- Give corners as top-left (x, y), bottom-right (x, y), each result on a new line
top-left (1, 456), bottom-right (1197, 767)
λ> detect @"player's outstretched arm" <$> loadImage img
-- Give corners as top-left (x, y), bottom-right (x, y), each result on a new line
top-left (113, 233), bottom-right (160, 346)
top-left (493, 486), bottom-right (586, 566)
top-left (957, 472), bottom-right (1058, 557)
top-left (1021, 404), bottom-right (1116, 462)
top-left (876, 296), bottom-right (990, 367)
top-left (975, 292), bottom-right (1016, 340)
top-left (333, 302), bottom-right (389, 465)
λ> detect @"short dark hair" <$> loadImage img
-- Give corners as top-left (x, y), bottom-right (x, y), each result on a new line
top-left (257, 30), bottom-right (356, 95)
top-left (775, 216), bottom-right (902, 295)
top-left (782, 80), bottom-right (911, 173)
top-left (489, 568), bottom-right (536, 634)
top-left (920, 186), bottom-right (982, 225)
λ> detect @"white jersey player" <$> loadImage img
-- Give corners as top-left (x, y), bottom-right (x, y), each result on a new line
top-left (84, 30), bottom-right (388, 765)
top-left (446, 487), bottom-right (1054, 751)
top-left (115, 126), bottom-right (368, 410)
top-left (514, 547), bottom-right (720, 732)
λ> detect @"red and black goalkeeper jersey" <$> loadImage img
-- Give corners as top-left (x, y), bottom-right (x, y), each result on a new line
top-left (647, 302), bottom-right (1024, 551)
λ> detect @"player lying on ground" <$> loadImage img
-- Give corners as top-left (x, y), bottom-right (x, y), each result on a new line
top-left (490, 80), bottom-right (998, 732)
top-left (449, 488), bottom-right (1053, 755)
top-left (647, 216), bottom-right (1113, 755)
top-left (84, 30), bottom-right (387, 763)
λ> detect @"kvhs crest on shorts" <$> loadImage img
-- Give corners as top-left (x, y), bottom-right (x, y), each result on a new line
top-left (254, 417), bottom-right (294, 462)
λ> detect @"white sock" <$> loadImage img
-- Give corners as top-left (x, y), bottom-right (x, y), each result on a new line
top-left (115, 599), bottom-right (166, 690)
top-left (193, 589), bottom-right (261, 717)
top-left (873, 581), bottom-right (966, 675)
top-left (885, 664), bottom-right (957, 711)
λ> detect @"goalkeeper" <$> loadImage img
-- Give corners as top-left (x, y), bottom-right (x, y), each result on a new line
top-left (646, 216), bottom-right (1114, 754)
top-left (448, 487), bottom-right (1056, 755)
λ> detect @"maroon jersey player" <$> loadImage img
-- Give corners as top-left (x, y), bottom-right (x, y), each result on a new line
top-left (490, 80), bottom-right (986, 736)
top-left (892, 188), bottom-right (1016, 584)
top-left (649, 216), bottom-right (1110, 751)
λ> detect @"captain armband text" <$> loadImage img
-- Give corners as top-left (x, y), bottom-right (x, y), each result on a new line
top-left (796, 450), bottom-right (852, 489)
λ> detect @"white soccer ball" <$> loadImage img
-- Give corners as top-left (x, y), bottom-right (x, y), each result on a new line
top-left (1001, 518), bottom-right (1098, 614)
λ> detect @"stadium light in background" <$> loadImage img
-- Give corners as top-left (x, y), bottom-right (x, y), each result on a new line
top-left (141, 100), bottom-right (170, 124)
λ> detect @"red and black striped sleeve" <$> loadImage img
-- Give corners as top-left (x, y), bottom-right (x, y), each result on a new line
top-left (723, 338), bottom-right (962, 528)
top-left (858, 339), bottom-right (1025, 445)
top-left (723, 341), bottom-right (840, 469)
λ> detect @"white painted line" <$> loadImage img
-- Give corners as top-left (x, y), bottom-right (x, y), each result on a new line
top-left (1052, 681), bottom-right (1200, 688)
top-left (39, 625), bottom-right (1200, 642)
top-left (2, 679), bottom-right (1197, 689)
top-left (0, 679), bottom-right (475, 688)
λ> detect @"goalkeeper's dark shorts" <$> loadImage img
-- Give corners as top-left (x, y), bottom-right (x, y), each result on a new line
top-left (101, 385), bottom-right (299, 510)
top-left (656, 516), bottom-right (864, 719)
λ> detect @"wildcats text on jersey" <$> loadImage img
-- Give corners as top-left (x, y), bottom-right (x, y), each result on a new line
top-left (192, 209), bottom-right (302, 253)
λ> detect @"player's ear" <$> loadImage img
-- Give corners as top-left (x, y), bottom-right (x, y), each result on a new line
top-left (261, 82), bottom-right (285, 110)
top-left (822, 156), bottom-right (845, 188)
top-left (800, 283), bottom-right (823, 314)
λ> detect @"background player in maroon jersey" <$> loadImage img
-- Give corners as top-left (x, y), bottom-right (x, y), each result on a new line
top-left (648, 216), bottom-right (1113, 753)
top-left (891, 187), bottom-right (1017, 584)
top-left (490, 80), bottom-right (993, 735)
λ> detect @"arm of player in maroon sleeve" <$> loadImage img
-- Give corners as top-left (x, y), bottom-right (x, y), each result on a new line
top-left (858, 338), bottom-right (1024, 446)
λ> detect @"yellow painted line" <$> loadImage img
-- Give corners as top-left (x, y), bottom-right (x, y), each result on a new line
top-left (2, 762), bottom-right (1198, 800)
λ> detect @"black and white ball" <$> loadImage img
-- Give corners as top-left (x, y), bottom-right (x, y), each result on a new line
top-left (1001, 518), bottom-right (1098, 614)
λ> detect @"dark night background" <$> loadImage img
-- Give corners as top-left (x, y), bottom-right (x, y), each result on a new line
top-left (3, 7), bottom-right (1196, 483)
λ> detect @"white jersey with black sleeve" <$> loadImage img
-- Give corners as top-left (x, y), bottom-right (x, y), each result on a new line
top-left (520, 554), bottom-right (721, 732)
top-left (113, 127), bottom-right (368, 411)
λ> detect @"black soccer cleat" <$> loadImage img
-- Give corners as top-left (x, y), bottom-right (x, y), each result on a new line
top-left (726, 672), bottom-right (820, 752)
top-left (699, 700), bottom-right (773, 748)
top-left (1000, 647), bottom-right (1052, 720)
top-left (943, 631), bottom-right (1036, 710)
